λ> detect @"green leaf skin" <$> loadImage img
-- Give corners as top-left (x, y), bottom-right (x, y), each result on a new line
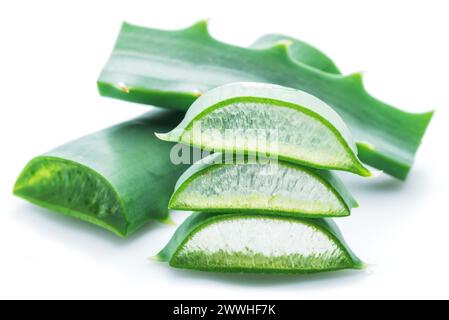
top-left (156, 212), bottom-right (365, 274)
top-left (14, 111), bottom-right (188, 237)
top-left (169, 153), bottom-right (358, 218)
top-left (250, 34), bottom-right (341, 74)
top-left (156, 82), bottom-right (371, 176)
top-left (97, 21), bottom-right (433, 180)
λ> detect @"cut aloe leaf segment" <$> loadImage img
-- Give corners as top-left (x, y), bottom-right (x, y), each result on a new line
top-left (98, 21), bottom-right (433, 180)
top-left (156, 82), bottom-right (371, 176)
top-left (156, 212), bottom-right (365, 274)
top-left (169, 154), bottom-right (357, 218)
top-left (13, 111), bottom-right (188, 237)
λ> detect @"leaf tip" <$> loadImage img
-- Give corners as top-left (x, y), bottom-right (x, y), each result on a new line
top-left (121, 21), bottom-right (134, 31)
top-left (266, 41), bottom-right (293, 56)
top-left (371, 170), bottom-right (384, 179)
top-left (344, 72), bottom-right (365, 90)
top-left (357, 141), bottom-right (376, 152)
top-left (154, 132), bottom-right (171, 141)
top-left (183, 19), bottom-right (212, 39)
top-left (120, 21), bottom-right (145, 37)
top-left (276, 39), bottom-right (294, 47)
top-left (355, 261), bottom-right (369, 271)
top-left (423, 109), bottom-right (436, 123)
top-left (360, 167), bottom-right (374, 178)
top-left (351, 160), bottom-right (373, 178)
top-left (149, 255), bottom-right (165, 262)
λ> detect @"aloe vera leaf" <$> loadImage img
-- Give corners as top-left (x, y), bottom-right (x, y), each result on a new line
top-left (169, 152), bottom-right (357, 217)
top-left (156, 212), bottom-right (364, 274)
top-left (250, 34), bottom-right (341, 74)
top-left (97, 21), bottom-right (433, 180)
top-left (13, 111), bottom-right (187, 237)
top-left (156, 82), bottom-right (371, 176)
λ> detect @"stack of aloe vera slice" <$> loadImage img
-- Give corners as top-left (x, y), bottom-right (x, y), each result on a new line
top-left (13, 21), bottom-right (433, 275)
top-left (153, 82), bottom-right (367, 273)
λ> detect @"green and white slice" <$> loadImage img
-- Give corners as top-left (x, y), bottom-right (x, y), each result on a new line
top-left (156, 212), bottom-right (365, 274)
top-left (156, 82), bottom-right (371, 176)
top-left (13, 111), bottom-right (188, 237)
top-left (169, 154), bottom-right (357, 218)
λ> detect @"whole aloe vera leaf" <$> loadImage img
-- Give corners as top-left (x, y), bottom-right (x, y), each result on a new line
top-left (156, 212), bottom-right (364, 274)
top-left (169, 153), bottom-right (357, 218)
top-left (14, 111), bottom-right (187, 237)
top-left (157, 82), bottom-right (371, 176)
top-left (97, 21), bottom-right (433, 180)
top-left (250, 34), bottom-right (341, 74)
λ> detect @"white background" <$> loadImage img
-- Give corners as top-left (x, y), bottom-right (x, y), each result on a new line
top-left (1, 0), bottom-right (448, 300)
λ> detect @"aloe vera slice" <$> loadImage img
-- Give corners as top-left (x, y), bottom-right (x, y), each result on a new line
top-left (169, 154), bottom-right (357, 217)
top-left (97, 21), bottom-right (433, 180)
top-left (156, 82), bottom-right (371, 176)
top-left (156, 212), bottom-right (364, 274)
top-left (13, 111), bottom-right (187, 237)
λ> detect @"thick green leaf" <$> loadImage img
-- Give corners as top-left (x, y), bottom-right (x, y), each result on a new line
top-left (98, 21), bottom-right (433, 180)
top-left (169, 153), bottom-right (358, 218)
top-left (250, 34), bottom-right (341, 74)
top-left (157, 82), bottom-right (371, 176)
top-left (14, 111), bottom-right (188, 237)
top-left (156, 212), bottom-right (365, 274)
